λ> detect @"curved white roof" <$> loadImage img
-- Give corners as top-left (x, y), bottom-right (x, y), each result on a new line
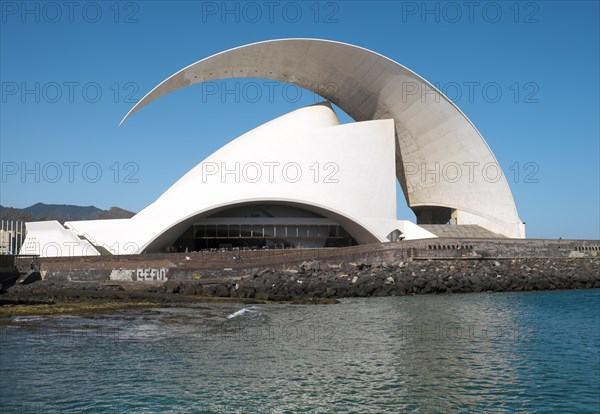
top-left (53, 104), bottom-right (428, 255)
top-left (121, 38), bottom-right (524, 238)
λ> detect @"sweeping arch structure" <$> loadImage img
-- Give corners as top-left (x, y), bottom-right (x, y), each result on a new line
top-left (121, 38), bottom-right (525, 238)
top-left (20, 38), bottom-right (527, 258)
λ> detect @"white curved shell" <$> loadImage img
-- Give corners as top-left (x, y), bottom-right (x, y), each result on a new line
top-left (121, 38), bottom-right (524, 238)
top-left (21, 39), bottom-right (527, 257)
top-left (44, 104), bottom-right (433, 256)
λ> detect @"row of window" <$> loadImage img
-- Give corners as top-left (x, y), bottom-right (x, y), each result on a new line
top-left (428, 244), bottom-right (474, 250)
top-left (426, 244), bottom-right (599, 252)
top-left (191, 224), bottom-right (347, 239)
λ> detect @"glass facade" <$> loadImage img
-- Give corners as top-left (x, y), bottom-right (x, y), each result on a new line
top-left (173, 222), bottom-right (356, 251)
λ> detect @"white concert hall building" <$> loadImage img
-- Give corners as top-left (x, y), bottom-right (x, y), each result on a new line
top-left (21, 39), bottom-right (525, 257)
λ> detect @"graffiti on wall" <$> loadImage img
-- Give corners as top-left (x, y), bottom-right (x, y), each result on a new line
top-left (136, 268), bottom-right (168, 282)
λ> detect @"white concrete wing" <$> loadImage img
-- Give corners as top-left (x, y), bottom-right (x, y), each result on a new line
top-left (52, 104), bottom-right (430, 255)
top-left (121, 38), bottom-right (524, 238)
top-left (20, 221), bottom-right (100, 257)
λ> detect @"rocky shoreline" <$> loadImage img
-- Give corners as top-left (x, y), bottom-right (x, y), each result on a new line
top-left (1, 257), bottom-right (598, 315)
top-left (166, 257), bottom-right (599, 299)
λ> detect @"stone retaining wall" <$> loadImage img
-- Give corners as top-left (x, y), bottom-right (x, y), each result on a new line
top-left (28, 238), bottom-right (599, 284)
top-left (11, 257), bottom-right (599, 301)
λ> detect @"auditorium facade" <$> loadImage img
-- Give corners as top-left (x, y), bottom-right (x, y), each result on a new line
top-left (21, 39), bottom-right (525, 257)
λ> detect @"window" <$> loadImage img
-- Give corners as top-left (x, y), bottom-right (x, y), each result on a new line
top-left (241, 225), bottom-right (252, 237)
top-left (217, 225), bottom-right (227, 238)
top-left (329, 225), bottom-right (340, 238)
top-left (252, 224), bottom-right (263, 238)
top-left (288, 225), bottom-right (298, 238)
top-left (318, 225), bottom-right (329, 238)
top-left (264, 225), bottom-right (275, 237)
top-left (275, 225), bottom-right (286, 237)
top-left (297, 225), bottom-right (308, 238)
top-left (205, 225), bottom-right (217, 238)
top-left (228, 225), bottom-right (240, 238)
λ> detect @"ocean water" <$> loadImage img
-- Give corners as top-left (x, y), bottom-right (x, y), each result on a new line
top-left (1, 289), bottom-right (599, 413)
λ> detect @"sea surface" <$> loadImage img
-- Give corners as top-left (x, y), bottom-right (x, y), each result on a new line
top-left (1, 289), bottom-right (599, 413)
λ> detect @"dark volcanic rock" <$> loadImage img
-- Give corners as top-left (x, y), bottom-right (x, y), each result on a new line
top-left (3, 258), bottom-right (598, 305)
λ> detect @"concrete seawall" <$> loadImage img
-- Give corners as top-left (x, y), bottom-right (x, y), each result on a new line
top-left (6, 239), bottom-right (597, 301)
top-left (7, 257), bottom-right (599, 303)
top-left (27, 238), bottom-right (599, 282)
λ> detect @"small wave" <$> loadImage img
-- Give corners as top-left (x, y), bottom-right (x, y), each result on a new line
top-left (12, 316), bottom-right (44, 323)
top-left (226, 306), bottom-right (259, 320)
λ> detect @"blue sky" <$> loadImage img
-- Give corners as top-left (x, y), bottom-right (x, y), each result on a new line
top-left (1, 0), bottom-right (598, 239)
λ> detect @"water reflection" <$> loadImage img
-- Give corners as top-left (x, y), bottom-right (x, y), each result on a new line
top-left (1, 290), bottom-right (598, 413)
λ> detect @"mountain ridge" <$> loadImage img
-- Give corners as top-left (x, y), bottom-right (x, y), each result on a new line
top-left (0, 203), bottom-right (136, 223)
